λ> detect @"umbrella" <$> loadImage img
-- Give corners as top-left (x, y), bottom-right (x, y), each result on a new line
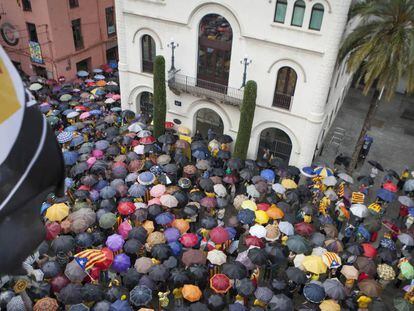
top-left (41, 260), bottom-right (61, 278)
top-left (398, 233), bottom-right (414, 246)
top-left (255, 287), bottom-right (273, 303)
top-left (286, 267), bottom-right (307, 284)
top-left (279, 221), bottom-right (294, 236)
top-left (182, 249), bottom-right (206, 266)
top-left (148, 264), bottom-right (170, 282)
top-left (160, 194), bottom-right (179, 208)
top-left (268, 294), bottom-right (293, 311)
top-left (400, 261), bottom-right (414, 279)
top-left (295, 222), bottom-right (315, 237)
top-left (45, 203), bottom-right (69, 222)
top-left (138, 172), bottom-right (155, 185)
top-left (207, 249), bottom-right (227, 266)
top-left (404, 179), bottom-right (414, 192)
top-left (287, 235), bottom-right (311, 254)
top-left (234, 278), bottom-right (255, 297)
top-left (358, 279), bottom-right (382, 297)
top-left (210, 226), bottom-right (230, 244)
top-left (124, 239), bottom-right (142, 255)
top-left (321, 252), bottom-right (341, 269)
top-left (394, 297), bottom-right (412, 311)
top-left (155, 212), bottom-right (174, 225)
top-left (248, 247), bottom-right (268, 266)
top-left (134, 257), bottom-right (153, 274)
top-left (323, 175), bottom-right (337, 186)
top-left (210, 274), bottom-right (232, 294)
top-left (368, 160), bottom-right (384, 171)
top-left (106, 234), bottom-right (124, 251)
top-left (117, 201), bottom-right (136, 216)
top-left (376, 188), bottom-right (396, 202)
top-left (319, 300), bottom-right (341, 311)
top-left (399, 196), bottom-right (414, 207)
top-left (323, 278), bottom-right (346, 300)
top-left (377, 263), bottom-right (396, 281)
top-left (314, 166), bottom-right (334, 178)
top-left (180, 233), bottom-right (199, 248)
top-left (302, 255), bottom-right (327, 274)
top-left (355, 257), bottom-right (377, 277)
top-left (99, 213), bottom-right (117, 229)
top-left (361, 243), bottom-right (377, 258)
top-left (182, 284), bottom-right (202, 302)
top-left (59, 284), bottom-right (83, 304)
top-left (303, 283), bottom-right (325, 303)
top-left (350, 204), bottom-right (369, 218)
top-left (169, 268), bottom-right (191, 287)
top-left (52, 235), bottom-right (75, 253)
top-left (111, 254), bottom-right (131, 273)
top-left (222, 262), bottom-right (248, 280)
top-left (33, 297), bottom-right (59, 311)
top-left (130, 285), bottom-right (152, 307)
top-left (338, 172), bottom-right (354, 183)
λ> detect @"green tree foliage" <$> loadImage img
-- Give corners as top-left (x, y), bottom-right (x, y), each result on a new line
top-left (153, 55), bottom-right (166, 138)
top-left (233, 81), bottom-right (258, 160)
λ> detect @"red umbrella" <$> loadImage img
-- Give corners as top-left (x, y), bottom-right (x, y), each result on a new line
top-left (256, 203), bottom-right (270, 211)
top-left (210, 227), bottom-right (230, 244)
top-left (140, 136), bottom-right (156, 145)
top-left (113, 161), bottom-right (127, 168)
top-left (382, 220), bottom-right (400, 235)
top-left (200, 197), bottom-right (217, 209)
top-left (74, 105), bottom-right (88, 111)
top-left (210, 274), bottom-right (232, 294)
top-left (165, 121), bottom-right (175, 129)
top-left (383, 181), bottom-right (398, 193)
top-left (50, 275), bottom-right (70, 293)
top-left (94, 247), bottom-right (114, 271)
top-left (180, 233), bottom-right (199, 248)
top-left (45, 222), bottom-right (61, 241)
top-left (244, 235), bottom-right (265, 248)
top-left (294, 222), bottom-right (315, 237)
top-left (131, 140), bottom-right (140, 147)
top-left (117, 201), bottom-right (136, 216)
top-left (223, 174), bottom-right (239, 185)
top-left (78, 185), bottom-right (91, 191)
top-left (361, 243), bottom-right (377, 258)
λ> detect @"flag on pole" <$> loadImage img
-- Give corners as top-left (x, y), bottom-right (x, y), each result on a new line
top-left (74, 249), bottom-right (106, 271)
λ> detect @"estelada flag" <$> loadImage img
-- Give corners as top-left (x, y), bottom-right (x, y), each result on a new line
top-left (75, 249), bottom-right (107, 271)
top-left (351, 192), bottom-right (365, 204)
top-left (0, 46), bottom-right (64, 275)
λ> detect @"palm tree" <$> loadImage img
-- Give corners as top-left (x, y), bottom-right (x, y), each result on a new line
top-left (339, 0), bottom-right (414, 172)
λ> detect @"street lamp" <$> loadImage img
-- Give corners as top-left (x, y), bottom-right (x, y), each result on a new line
top-left (240, 55), bottom-right (252, 88)
top-left (167, 38), bottom-right (179, 72)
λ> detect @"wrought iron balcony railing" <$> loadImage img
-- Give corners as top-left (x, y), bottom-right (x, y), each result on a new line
top-left (168, 73), bottom-right (243, 106)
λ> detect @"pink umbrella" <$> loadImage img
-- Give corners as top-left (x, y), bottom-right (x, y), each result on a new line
top-left (180, 233), bottom-right (199, 248)
top-left (79, 112), bottom-right (91, 120)
top-left (150, 184), bottom-right (166, 198)
top-left (86, 157), bottom-right (97, 168)
top-left (112, 94), bottom-right (121, 100)
top-left (148, 197), bottom-right (161, 206)
top-left (92, 149), bottom-right (104, 159)
top-left (118, 220), bottom-right (132, 239)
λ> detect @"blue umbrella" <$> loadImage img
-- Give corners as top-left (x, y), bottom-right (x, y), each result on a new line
top-left (379, 238), bottom-right (396, 251)
top-left (65, 177), bottom-right (75, 189)
top-left (57, 131), bottom-right (73, 143)
top-left (89, 109), bottom-right (102, 116)
top-left (94, 74), bottom-right (105, 80)
top-left (300, 166), bottom-right (316, 178)
top-left (96, 140), bottom-right (110, 150)
top-left (260, 169), bottom-right (275, 182)
top-left (155, 212), bottom-right (174, 225)
top-left (65, 125), bottom-right (78, 132)
top-left (376, 189), bottom-right (396, 202)
top-left (168, 241), bottom-right (182, 256)
top-left (63, 151), bottom-right (79, 166)
top-left (40, 202), bottom-right (51, 214)
top-left (237, 209), bottom-right (255, 225)
top-left (110, 299), bottom-right (133, 311)
top-left (77, 70), bottom-right (89, 77)
top-left (93, 68), bottom-right (103, 74)
top-left (63, 109), bottom-right (75, 116)
top-left (94, 179), bottom-right (109, 191)
top-left (128, 183), bottom-right (146, 198)
top-left (357, 225), bottom-right (371, 240)
top-left (229, 303), bottom-right (247, 311)
top-left (129, 285), bottom-right (152, 307)
top-left (138, 172), bottom-right (156, 185)
top-left (192, 149), bottom-right (209, 160)
top-left (39, 104), bottom-right (51, 113)
top-left (226, 227), bottom-right (237, 240)
top-left (70, 136), bottom-right (85, 147)
top-left (303, 282), bottom-right (325, 303)
top-left (100, 186), bottom-right (117, 199)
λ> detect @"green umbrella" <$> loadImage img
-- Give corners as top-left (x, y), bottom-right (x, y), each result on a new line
top-left (394, 297), bottom-right (411, 311)
top-left (60, 94), bottom-right (72, 102)
top-left (29, 83), bottom-right (43, 91)
top-left (99, 212), bottom-right (117, 229)
top-left (47, 116), bottom-right (60, 126)
top-left (400, 262), bottom-right (414, 280)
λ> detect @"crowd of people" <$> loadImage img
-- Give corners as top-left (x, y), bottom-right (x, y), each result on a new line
top-left (2, 66), bottom-right (414, 311)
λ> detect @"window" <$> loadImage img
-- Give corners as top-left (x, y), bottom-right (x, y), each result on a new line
top-left (105, 6), bottom-right (116, 36)
top-left (69, 0), bottom-right (79, 8)
top-left (26, 23), bottom-right (38, 42)
top-left (274, 0), bottom-right (288, 23)
top-left (76, 58), bottom-right (91, 72)
top-left (272, 67), bottom-right (297, 110)
top-left (309, 4), bottom-right (324, 31)
top-left (291, 0), bottom-right (306, 27)
top-left (71, 19), bottom-right (84, 50)
top-left (22, 0), bottom-right (32, 11)
top-left (106, 46), bottom-right (118, 64)
top-left (142, 35), bottom-right (156, 73)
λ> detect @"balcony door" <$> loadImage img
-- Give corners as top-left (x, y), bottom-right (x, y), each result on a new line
top-left (197, 14), bottom-right (233, 91)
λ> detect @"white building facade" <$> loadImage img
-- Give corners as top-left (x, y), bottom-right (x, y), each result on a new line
top-left (115, 0), bottom-right (352, 166)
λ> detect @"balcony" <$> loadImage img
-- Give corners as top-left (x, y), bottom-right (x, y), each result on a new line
top-left (168, 73), bottom-right (243, 107)
top-left (272, 93), bottom-right (293, 110)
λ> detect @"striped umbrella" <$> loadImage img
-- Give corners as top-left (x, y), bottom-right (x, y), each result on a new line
top-left (314, 166), bottom-right (334, 178)
top-left (57, 131), bottom-right (74, 143)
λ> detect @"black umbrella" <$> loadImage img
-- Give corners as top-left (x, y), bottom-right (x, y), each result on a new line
top-left (41, 260), bottom-right (61, 278)
top-left (124, 239), bottom-right (142, 255)
top-left (287, 165), bottom-right (300, 176)
top-left (169, 268), bottom-right (191, 287)
top-left (199, 178), bottom-right (214, 192)
top-left (82, 283), bottom-right (105, 302)
top-left (386, 169), bottom-right (400, 179)
top-left (163, 163), bottom-right (178, 174)
top-left (173, 190), bottom-right (189, 208)
top-left (90, 161), bottom-right (108, 174)
top-left (58, 283), bottom-right (83, 305)
top-left (121, 110), bottom-right (135, 119)
top-left (217, 150), bottom-right (231, 160)
top-left (158, 134), bottom-right (176, 144)
top-left (144, 144), bottom-right (160, 154)
top-left (211, 167), bottom-right (225, 177)
top-left (148, 204), bottom-right (163, 219)
top-left (184, 205), bottom-right (198, 217)
top-left (346, 243), bottom-right (363, 256)
top-left (132, 209), bottom-right (148, 223)
top-left (271, 278), bottom-right (287, 291)
top-left (217, 134), bottom-right (233, 144)
top-left (92, 230), bottom-right (106, 246)
top-left (265, 245), bottom-right (288, 266)
top-left (148, 264), bottom-right (170, 282)
top-left (236, 278), bottom-right (255, 296)
top-left (240, 168), bottom-right (254, 181)
top-left (52, 235), bottom-right (75, 253)
top-left (163, 256), bottom-right (178, 269)
top-left (357, 175), bottom-right (375, 186)
top-left (151, 243), bottom-right (172, 261)
top-left (191, 140), bottom-right (207, 151)
top-left (268, 294), bottom-right (293, 311)
top-left (222, 262), bottom-right (248, 279)
top-left (175, 153), bottom-right (189, 166)
top-left (228, 158), bottom-right (244, 170)
top-left (208, 294), bottom-right (225, 310)
top-left (201, 216), bottom-right (218, 229)
top-left (188, 264), bottom-right (208, 285)
top-left (188, 190), bottom-right (206, 202)
top-left (81, 174), bottom-right (98, 186)
top-left (248, 248), bottom-right (268, 266)
top-left (105, 286), bottom-right (129, 303)
top-left (70, 162), bottom-right (89, 177)
top-left (123, 268), bottom-right (142, 290)
top-left (368, 160), bottom-right (384, 171)
top-left (285, 267), bottom-right (307, 284)
top-left (128, 227), bottom-right (148, 242)
top-left (75, 232), bottom-right (94, 248)
top-left (378, 248), bottom-right (397, 264)
top-left (270, 157), bottom-right (287, 169)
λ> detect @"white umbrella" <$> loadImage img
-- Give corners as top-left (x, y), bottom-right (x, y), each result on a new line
top-left (67, 111), bottom-right (79, 119)
top-left (311, 247), bottom-right (327, 256)
top-left (104, 97), bottom-right (115, 104)
top-left (207, 249), bottom-right (227, 266)
top-left (338, 173), bottom-right (354, 184)
top-left (324, 189), bottom-right (338, 201)
top-left (133, 145), bottom-right (145, 155)
top-left (350, 204), bottom-right (369, 218)
top-left (323, 175), bottom-right (337, 186)
top-left (398, 196), bottom-right (414, 207)
top-left (138, 130), bottom-right (152, 138)
top-left (294, 253), bottom-right (305, 270)
top-left (404, 179), bottom-right (414, 192)
top-left (272, 183), bottom-right (286, 194)
top-left (160, 194), bottom-right (178, 208)
top-left (278, 221), bottom-right (294, 236)
top-left (29, 83), bottom-right (43, 91)
top-left (213, 184), bottom-right (227, 197)
top-left (249, 224), bottom-right (267, 239)
top-left (398, 233), bottom-right (414, 246)
top-left (128, 123), bottom-right (144, 133)
top-left (246, 184), bottom-right (260, 198)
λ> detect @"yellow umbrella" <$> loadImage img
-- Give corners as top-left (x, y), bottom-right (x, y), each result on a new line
top-left (241, 200), bottom-right (257, 211)
top-left (182, 284), bottom-right (202, 302)
top-left (255, 210), bottom-right (269, 224)
top-left (302, 255), bottom-right (327, 274)
top-left (319, 299), bottom-right (340, 311)
top-left (45, 203), bottom-right (69, 222)
top-left (178, 126), bottom-right (191, 136)
top-left (281, 179), bottom-right (298, 189)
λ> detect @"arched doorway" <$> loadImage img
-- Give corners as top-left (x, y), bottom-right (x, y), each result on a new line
top-left (197, 14), bottom-right (233, 92)
top-left (195, 108), bottom-right (224, 139)
top-left (257, 128), bottom-right (292, 162)
top-left (136, 91), bottom-right (154, 118)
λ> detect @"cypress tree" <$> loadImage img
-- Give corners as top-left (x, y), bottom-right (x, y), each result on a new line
top-left (233, 80), bottom-right (257, 160)
top-left (153, 55), bottom-right (166, 138)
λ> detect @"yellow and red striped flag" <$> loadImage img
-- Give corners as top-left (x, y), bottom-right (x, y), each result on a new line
top-left (351, 192), bottom-right (365, 204)
top-left (74, 249), bottom-right (106, 271)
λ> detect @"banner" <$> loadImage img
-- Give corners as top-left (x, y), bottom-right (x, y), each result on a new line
top-left (29, 41), bottom-right (43, 64)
